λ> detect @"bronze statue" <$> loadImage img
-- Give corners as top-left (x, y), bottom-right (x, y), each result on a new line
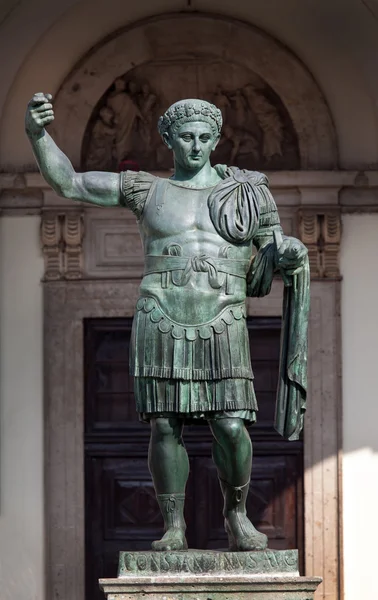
top-left (25, 94), bottom-right (309, 553)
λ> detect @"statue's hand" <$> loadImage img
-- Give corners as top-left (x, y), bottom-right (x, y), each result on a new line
top-left (25, 93), bottom-right (54, 137)
top-left (273, 230), bottom-right (308, 284)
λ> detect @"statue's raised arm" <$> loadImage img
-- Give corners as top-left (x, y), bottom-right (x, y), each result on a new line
top-left (25, 93), bottom-right (120, 206)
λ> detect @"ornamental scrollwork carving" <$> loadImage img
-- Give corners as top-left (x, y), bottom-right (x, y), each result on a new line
top-left (40, 212), bottom-right (63, 281)
top-left (62, 212), bottom-right (84, 280)
top-left (299, 209), bottom-right (341, 278)
top-left (41, 212), bottom-right (84, 281)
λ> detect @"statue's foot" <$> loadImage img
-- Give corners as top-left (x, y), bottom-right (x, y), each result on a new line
top-left (151, 527), bottom-right (188, 551)
top-left (225, 514), bottom-right (268, 551)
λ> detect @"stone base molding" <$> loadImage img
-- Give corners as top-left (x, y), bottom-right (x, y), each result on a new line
top-left (99, 549), bottom-right (322, 600)
top-left (100, 575), bottom-right (322, 600)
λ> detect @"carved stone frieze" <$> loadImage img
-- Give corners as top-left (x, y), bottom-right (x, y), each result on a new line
top-left (299, 209), bottom-right (341, 278)
top-left (41, 211), bottom-right (84, 280)
top-left (82, 63), bottom-right (299, 173)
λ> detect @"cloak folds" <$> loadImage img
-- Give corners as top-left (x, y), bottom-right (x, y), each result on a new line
top-left (208, 165), bottom-right (263, 243)
top-left (208, 166), bottom-right (310, 441)
top-left (247, 243), bottom-right (310, 441)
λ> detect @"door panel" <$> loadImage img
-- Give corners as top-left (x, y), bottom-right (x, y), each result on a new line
top-left (84, 317), bottom-right (303, 600)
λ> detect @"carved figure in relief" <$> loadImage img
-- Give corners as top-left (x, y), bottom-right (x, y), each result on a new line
top-left (213, 87), bottom-right (231, 122)
top-left (106, 78), bottom-right (144, 164)
top-left (137, 82), bottom-right (157, 150)
top-left (231, 89), bottom-right (248, 129)
top-left (86, 106), bottom-right (116, 171)
top-left (218, 124), bottom-right (259, 165)
top-left (244, 85), bottom-right (284, 161)
top-left (26, 93), bottom-right (309, 554)
top-left (84, 70), bottom-right (297, 172)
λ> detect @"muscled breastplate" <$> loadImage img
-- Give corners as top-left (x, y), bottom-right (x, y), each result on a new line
top-left (138, 179), bottom-right (253, 324)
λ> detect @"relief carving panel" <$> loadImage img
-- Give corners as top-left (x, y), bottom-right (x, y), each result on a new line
top-left (84, 210), bottom-right (144, 279)
top-left (82, 61), bottom-right (300, 173)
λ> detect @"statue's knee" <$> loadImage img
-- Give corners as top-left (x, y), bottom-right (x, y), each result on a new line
top-left (151, 417), bottom-right (181, 441)
top-left (214, 418), bottom-right (245, 447)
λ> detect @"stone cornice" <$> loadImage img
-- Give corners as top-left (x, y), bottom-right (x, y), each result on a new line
top-left (1, 170), bottom-right (378, 214)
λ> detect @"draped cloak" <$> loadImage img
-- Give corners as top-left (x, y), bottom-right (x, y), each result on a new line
top-left (120, 165), bottom-right (310, 441)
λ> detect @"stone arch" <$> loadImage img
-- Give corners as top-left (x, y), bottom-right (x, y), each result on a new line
top-left (50, 13), bottom-right (338, 171)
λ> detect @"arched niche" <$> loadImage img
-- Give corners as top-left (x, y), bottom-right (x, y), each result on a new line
top-left (50, 13), bottom-right (338, 171)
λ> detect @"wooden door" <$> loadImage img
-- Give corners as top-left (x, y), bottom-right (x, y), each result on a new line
top-left (84, 317), bottom-right (303, 600)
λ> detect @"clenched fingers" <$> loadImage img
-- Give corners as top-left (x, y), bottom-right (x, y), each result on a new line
top-left (33, 102), bottom-right (52, 112)
top-left (29, 93), bottom-right (53, 107)
top-left (36, 112), bottom-right (54, 122)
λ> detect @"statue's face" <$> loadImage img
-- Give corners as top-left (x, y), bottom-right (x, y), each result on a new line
top-left (128, 80), bottom-right (137, 95)
top-left (114, 78), bottom-right (125, 91)
top-left (164, 121), bottom-right (219, 171)
top-left (100, 107), bottom-right (113, 125)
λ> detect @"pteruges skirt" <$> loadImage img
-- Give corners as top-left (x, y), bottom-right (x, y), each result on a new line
top-left (131, 297), bottom-right (258, 424)
top-left (135, 377), bottom-right (257, 425)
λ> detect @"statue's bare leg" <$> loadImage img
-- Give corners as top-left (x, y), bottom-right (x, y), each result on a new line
top-left (209, 417), bottom-right (268, 551)
top-left (148, 416), bottom-right (189, 551)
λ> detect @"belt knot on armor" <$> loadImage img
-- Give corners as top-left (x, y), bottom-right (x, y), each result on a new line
top-left (143, 244), bottom-right (250, 294)
top-left (180, 254), bottom-right (222, 288)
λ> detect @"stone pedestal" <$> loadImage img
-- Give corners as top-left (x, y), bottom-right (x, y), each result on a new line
top-left (99, 550), bottom-right (322, 599)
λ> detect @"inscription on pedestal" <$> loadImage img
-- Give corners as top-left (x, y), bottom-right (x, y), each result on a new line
top-left (118, 549), bottom-right (298, 577)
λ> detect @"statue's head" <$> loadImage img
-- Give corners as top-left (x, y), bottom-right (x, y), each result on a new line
top-left (99, 106), bottom-right (114, 125)
top-left (127, 80), bottom-right (137, 95)
top-left (158, 99), bottom-right (222, 171)
top-left (114, 77), bottom-right (126, 91)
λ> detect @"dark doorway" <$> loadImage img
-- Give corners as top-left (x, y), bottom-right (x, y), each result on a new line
top-left (84, 317), bottom-right (303, 600)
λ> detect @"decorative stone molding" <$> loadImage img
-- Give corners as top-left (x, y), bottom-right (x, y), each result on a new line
top-left (41, 211), bottom-right (84, 280)
top-left (62, 211), bottom-right (84, 280)
top-left (299, 209), bottom-right (341, 278)
top-left (40, 212), bottom-right (63, 281)
top-left (83, 208), bottom-right (144, 279)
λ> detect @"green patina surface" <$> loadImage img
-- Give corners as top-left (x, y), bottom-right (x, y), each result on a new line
top-left (118, 549), bottom-right (298, 576)
top-left (26, 95), bottom-right (310, 556)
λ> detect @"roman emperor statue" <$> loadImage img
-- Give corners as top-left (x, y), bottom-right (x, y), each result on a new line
top-left (25, 93), bottom-right (310, 553)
